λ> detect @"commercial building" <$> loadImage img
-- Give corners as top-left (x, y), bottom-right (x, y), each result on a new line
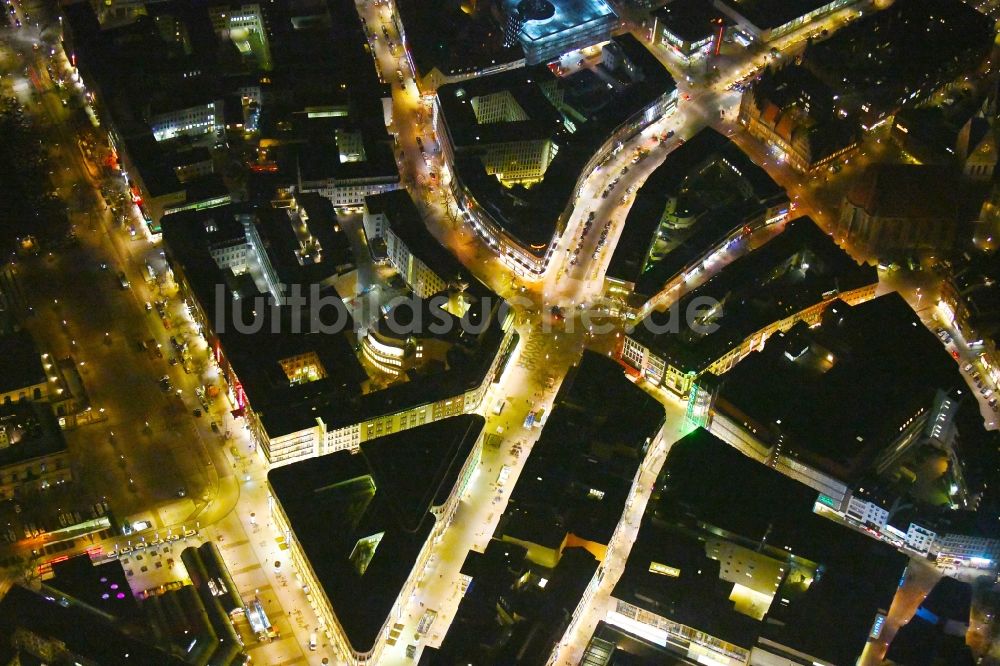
top-left (603, 428), bottom-right (907, 666)
top-left (396, 0), bottom-right (526, 87)
top-left (649, 0), bottom-right (726, 61)
top-left (838, 164), bottom-right (983, 260)
top-left (738, 65), bottom-right (858, 173)
top-left (162, 201), bottom-right (516, 466)
top-left (709, 293), bottom-right (966, 504)
top-left (621, 217), bottom-right (877, 398)
top-left (0, 330), bottom-right (49, 406)
top-left (423, 539), bottom-right (599, 665)
top-left (425, 352), bottom-right (665, 663)
top-left (500, 0), bottom-right (618, 65)
top-left (268, 414), bottom-right (485, 665)
top-left (437, 34), bottom-right (677, 276)
top-left (496, 352), bottom-right (665, 568)
top-left (939, 253), bottom-right (1000, 389)
top-left (800, 0), bottom-right (993, 128)
top-left (149, 98), bottom-right (225, 144)
top-left (604, 128), bottom-right (788, 313)
top-left (714, 0), bottom-right (857, 43)
top-left (208, 2), bottom-right (272, 71)
top-left (0, 402), bottom-right (73, 501)
top-left (0, 582), bottom-right (185, 665)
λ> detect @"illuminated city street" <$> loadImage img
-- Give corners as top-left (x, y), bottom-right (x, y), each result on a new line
top-left (0, 0), bottom-right (998, 664)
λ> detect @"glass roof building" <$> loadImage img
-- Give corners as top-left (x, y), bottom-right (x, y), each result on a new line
top-left (501, 0), bottom-right (618, 64)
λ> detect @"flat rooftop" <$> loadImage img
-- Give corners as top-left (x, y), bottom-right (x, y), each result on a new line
top-left (268, 414), bottom-right (484, 653)
top-left (0, 330), bottom-right (44, 395)
top-left (0, 402), bottom-right (67, 469)
top-left (653, 0), bottom-right (725, 43)
top-left (439, 34), bottom-right (676, 254)
top-left (162, 203), bottom-right (512, 439)
top-left (612, 428), bottom-right (907, 665)
top-left (632, 216), bottom-right (876, 374)
top-left (607, 128), bottom-right (785, 298)
top-left (397, 0), bottom-right (523, 78)
top-left (715, 292), bottom-right (966, 483)
top-left (500, 0), bottom-right (617, 42)
top-left (0, 585), bottom-right (184, 664)
top-left (500, 352), bottom-right (665, 548)
top-left (717, 0), bottom-right (842, 31)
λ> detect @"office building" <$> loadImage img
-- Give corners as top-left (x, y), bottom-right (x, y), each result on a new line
top-left (0, 582), bottom-right (185, 665)
top-left (649, 0), bottom-right (726, 61)
top-left (162, 203), bottom-right (517, 466)
top-left (396, 0), bottom-right (526, 86)
top-left (423, 539), bottom-right (599, 665)
top-left (0, 330), bottom-right (49, 406)
top-left (365, 191), bottom-right (469, 300)
top-left (604, 128), bottom-right (788, 313)
top-left (621, 217), bottom-right (877, 397)
top-left (268, 415), bottom-right (485, 665)
top-left (425, 353), bottom-right (664, 663)
top-left (437, 34), bottom-right (677, 276)
top-left (800, 0), bottom-right (993, 128)
top-left (208, 2), bottom-right (272, 71)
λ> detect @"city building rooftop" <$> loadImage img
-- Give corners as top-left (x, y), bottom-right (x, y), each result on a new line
top-left (364, 190), bottom-right (469, 285)
top-left (802, 0), bottom-right (993, 124)
top-left (500, 352), bottom-right (665, 550)
top-left (0, 584), bottom-right (185, 665)
top-left (846, 164), bottom-right (982, 222)
top-left (652, 0), bottom-right (725, 43)
top-left (0, 402), bottom-right (67, 470)
top-left (0, 329), bottom-right (45, 397)
top-left (606, 128), bottom-right (786, 301)
top-left (716, 0), bottom-right (839, 31)
top-left (500, 0), bottom-right (616, 43)
top-left (631, 216), bottom-right (877, 374)
top-left (611, 428), bottom-right (907, 666)
top-left (267, 414), bottom-right (484, 654)
top-left (161, 203), bottom-right (511, 441)
top-left (439, 34), bottom-right (676, 255)
top-left (397, 0), bottom-right (523, 79)
top-left (715, 292), bottom-right (966, 483)
top-left (427, 538), bottom-right (599, 664)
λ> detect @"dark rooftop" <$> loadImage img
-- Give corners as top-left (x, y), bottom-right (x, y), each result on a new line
top-left (802, 0), bottom-right (993, 121)
top-left (614, 428), bottom-right (907, 665)
top-left (0, 585), bottom-right (185, 665)
top-left (653, 0), bottom-right (725, 43)
top-left (162, 203), bottom-right (513, 440)
top-left (267, 414), bottom-right (484, 653)
top-left (631, 216), bottom-right (876, 374)
top-left (0, 402), bottom-right (67, 469)
top-left (500, 352), bottom-right (665, 548)
top-left (0, 330), bottom-right (44, 396)
top-left (715, 292), bottom-right (966, 483)
top-left (846, 164), bottom-right (982, 222)
top-left (717, 0), bottom-right (838, 31)
top-left (396, 0), bottom-right (523, 78)
top-left (607, 128), bottom-right (785, 298)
